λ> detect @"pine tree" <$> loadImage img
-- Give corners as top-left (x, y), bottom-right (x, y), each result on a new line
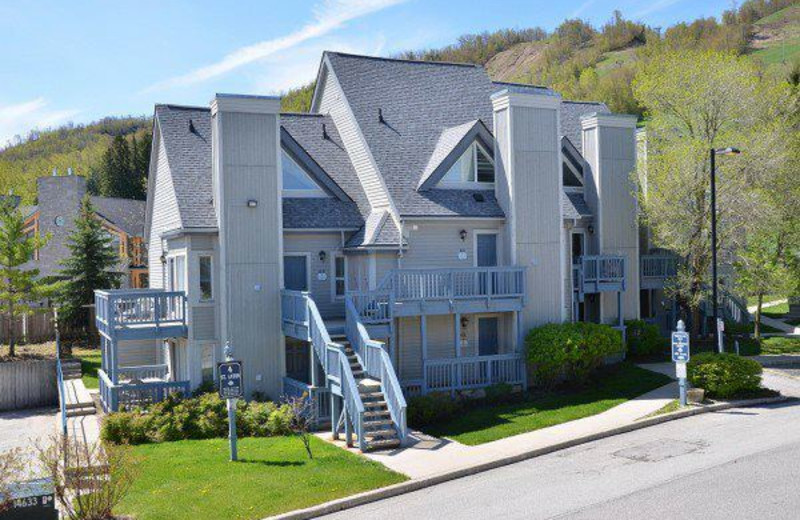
top-left (0, 202), bottom-right (54, 356)
top-left (94, 133), bottom-right (149, 200)
top-left (57, 196), bottom-right (122, 337)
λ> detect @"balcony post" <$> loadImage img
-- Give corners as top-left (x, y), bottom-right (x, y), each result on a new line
top-left (421, 315), bottom-right (428, 394)
top-left (454, 313), bottom-right (462, 389)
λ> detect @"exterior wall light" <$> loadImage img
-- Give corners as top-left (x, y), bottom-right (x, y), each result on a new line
top-left (318, 251), bottom-right (327, 262)
top-left (160, 253), bottom-right (167, 265)
top-left (459, 229), bottom-right (467, 241)
top-left (587, 225), bottom-right (595, 234)
top-left (247, 199), bottom-right (258, 208)
top-left (460, 316), bottom-right (469, 328)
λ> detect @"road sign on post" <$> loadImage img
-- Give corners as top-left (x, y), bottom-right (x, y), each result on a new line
top-left (218, 342), bottom-right (242, 462)
top-left (672, 320), bottom-right (690, 406)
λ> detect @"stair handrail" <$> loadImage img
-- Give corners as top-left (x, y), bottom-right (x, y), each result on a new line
top-left (54, 309), bottom-right (68, 438)
top-left (292, 290), bottom-right (368, 449)
top-left (345, 296), bottom-right (407, 440)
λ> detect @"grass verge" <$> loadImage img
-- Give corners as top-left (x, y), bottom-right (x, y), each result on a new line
top-left (116, 436), bottom-right (406, 520)
top-left (424, 363), bottom-right (671, 445)
top-left (72, 347), bottom-right (101, 389)
top-left (739, 336), bottom-right (800, 356)
top-left (644, 399), bottom-right (681, 418)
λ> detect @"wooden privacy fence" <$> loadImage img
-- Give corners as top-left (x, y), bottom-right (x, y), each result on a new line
top-left (0, 360), bottom-right (58, 411)
top-left (0, 307), bottom-right (96, 346)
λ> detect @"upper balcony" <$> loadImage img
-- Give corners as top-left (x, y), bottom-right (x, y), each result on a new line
top-left (573, 255), bottom-right (626, 299)
top-left (346, 266), bottom-right (526, 333)
top-left (640, 254), bottom-right (679, 290)
top-left (95, 289), bottom-right (188, 340)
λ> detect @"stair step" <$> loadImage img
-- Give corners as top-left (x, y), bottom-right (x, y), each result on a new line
top-left (359, 391), bottom-right (384, 400)
top-left (364, 410), bottom-right (391, 418)
top-left (367, 438), bottom-right (401, 450)
top-left (363, 400), bottom-right (388, 409)
top-left (364, 419), bottom-right (394, 428)
top-left (66, 407), bottom-right (96, 418)
top-left (365, 426), bottom-right (397, 437)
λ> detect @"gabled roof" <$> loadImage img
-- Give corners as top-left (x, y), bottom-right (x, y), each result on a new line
top-left (417, 119), bottom-right (493, 191)
top-left (91, 196), bottom-right (146, 236)
top-left (152, 106), bottom-right (366, 231)
top-left (562, 192), bottom-right (592, 220)
top-left (154, 104), bottom-right (216, 229)
top-left (560, 101), bottom-right (610, 151)
top-left (344, 209), bottom-right (405, 249)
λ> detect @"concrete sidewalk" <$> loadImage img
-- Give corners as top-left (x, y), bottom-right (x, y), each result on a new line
top-left (322, 372), bottom-right (678, 479)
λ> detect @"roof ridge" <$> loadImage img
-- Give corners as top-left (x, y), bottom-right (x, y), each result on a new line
top-left (562, 99), bottom-right (606, 106)
top-left (156, 103), bottom-right (210, 112)
top-left (91, 195), bottom-right (145, 203)
top-left (492, 80), bottom-right (550, 89)
top-left (280, 112), bottom-right (324, 117)
top-left (325, 50), bottom-right (483, 69)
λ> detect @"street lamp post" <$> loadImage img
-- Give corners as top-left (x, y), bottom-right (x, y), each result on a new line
top-left (710, 147), bottom-right (740, 352)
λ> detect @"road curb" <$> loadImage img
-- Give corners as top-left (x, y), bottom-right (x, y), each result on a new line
top-left (266, 395), bottom-right (792, 519)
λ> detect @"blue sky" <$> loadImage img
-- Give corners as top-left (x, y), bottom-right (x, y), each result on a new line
top-left (0, 0), bottom-right (733, 144)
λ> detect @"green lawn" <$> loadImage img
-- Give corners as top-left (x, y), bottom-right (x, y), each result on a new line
top-left (739, 336), bottom-right (800, 356)
top-left (424, 363), bottom-right (671, 446)
top-left (644, 399), bottom-right (681, 419)
top-left (762, 302), bottom-right (790, 319)
top-left (117, 437), bottom-right (406, 520)
top-left (72, 348), bottom-right (101, 389)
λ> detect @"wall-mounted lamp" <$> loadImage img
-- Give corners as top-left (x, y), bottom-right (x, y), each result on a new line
top-left (459, 229), bottom-right (467, 242)
top-left (318, 251), bottom-right (327, 262)
top-left (587, 225), bottom-right (595, 235)
top-left (247, 199), bottom-right (258, 208)
top-left (159, 253), bottom-right (167, 265)
top-left (460, 316), bottom-right (469, 328)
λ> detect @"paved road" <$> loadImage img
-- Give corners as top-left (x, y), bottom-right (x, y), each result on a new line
top-left (324, 375), bottom-right (800, 520)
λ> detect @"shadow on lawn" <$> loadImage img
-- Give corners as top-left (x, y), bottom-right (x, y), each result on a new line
top-left (424, 364), bottom-right (671, 439)
top-left (237, 459), bottom-right (305, 467)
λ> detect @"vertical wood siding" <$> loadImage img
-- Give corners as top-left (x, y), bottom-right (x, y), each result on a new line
top-left (0, 361), bottom-right (57, 411)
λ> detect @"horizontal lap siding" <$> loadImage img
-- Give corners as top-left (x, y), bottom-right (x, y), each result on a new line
top-left (284, 233), bottom-right (345, 319)
top-left (117, 339), bottom-right (160, 367)
top-left (148, 131), bottom-right (182, 289)
top-left (401, 220), bottom-right (504, 269)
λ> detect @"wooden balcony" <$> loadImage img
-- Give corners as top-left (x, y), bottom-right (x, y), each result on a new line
top-left (400, 353), bottom-right (526, 396)
top-left (99, 367), bottom-right (189, 412)
top-left (574, 255), bottom-right (626, 300)
top-left (640, 255), bottom-right (679, 289)
top-left (95, 289), bottom-right (188, 340)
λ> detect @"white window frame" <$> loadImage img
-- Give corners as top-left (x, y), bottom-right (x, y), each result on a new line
top-left (198, 255), bottom-right (213, 302)
top-left (283, 252), bottom-right (311, 292)
top-left (331, 253), bottom-right (348, 300)
top-left (168, 253), bottom-right (187, 292)
top-left (473, 230), bottom-right (500, 267)
top-left (440, 141), bottom-right (495, 190)
top-left (281, 150), bottom-right (328, 198)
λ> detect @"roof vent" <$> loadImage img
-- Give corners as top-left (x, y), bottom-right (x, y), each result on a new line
top-left (322, 123), bottom-right (329, 140)
top-left (472, 193), bottom-right (485, 203)
top-left (188, 119), bottom-right (197, 134)
top-left (378, 108), bottom-right (385, 124)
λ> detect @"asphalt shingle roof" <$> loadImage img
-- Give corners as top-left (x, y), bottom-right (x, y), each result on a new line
top-left (154, 107), bottom-right (365, 230)
top-left (91, 196), bottom-right (146, 236)
top-left (562, 192), bottom-right (593, 220)
top-left (560, 101), bottom-right (610, 151)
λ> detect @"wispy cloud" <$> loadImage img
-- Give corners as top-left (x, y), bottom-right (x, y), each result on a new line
top-left (144, 0), bottom-right (407, 93)
top-left (0, 98), bottom-right (80, 148)
top-left (632, 0), bottom-right (684, 19)
top-left (570, 0), bottom-right (596, 19)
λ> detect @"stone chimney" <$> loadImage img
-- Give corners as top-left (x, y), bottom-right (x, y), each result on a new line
top-left (210, 94), bottom-right (284, 398)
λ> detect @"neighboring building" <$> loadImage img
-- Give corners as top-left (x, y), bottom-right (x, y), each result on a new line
top-left (96, 52), bottom-right (670, 451)
top-left (21, 174), bottom-right (148, 288)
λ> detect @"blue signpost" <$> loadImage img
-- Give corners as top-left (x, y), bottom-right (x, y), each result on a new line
top-left (672, 320), bottom-right (691, 406)
top-left (218, 342), bottom-right (243, 462)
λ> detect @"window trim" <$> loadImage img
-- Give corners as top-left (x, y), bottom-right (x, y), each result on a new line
top-left (331, 253), bottom-right (347, 300)
top-left (198, 255), bottom-right (214, 302)
top-left (167, 253), bottom-right (187, 293)
top-left (440, 141), bottom-right (496, 190)
top-left (281, 150), bottom-right (328, 198)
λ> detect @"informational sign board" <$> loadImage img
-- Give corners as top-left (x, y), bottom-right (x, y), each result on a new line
top-left (671, 331), bottom-right (690, 363)
top-left (218, 360), bottom-right (243, 399)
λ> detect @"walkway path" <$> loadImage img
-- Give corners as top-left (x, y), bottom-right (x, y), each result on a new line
top-left (322, 375), bottom-right (679, 479)
top-left (746, 299), bottom-right (799, 335)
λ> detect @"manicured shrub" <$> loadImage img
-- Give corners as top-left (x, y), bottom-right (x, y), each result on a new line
top-left (102, 392), bottom-right (300, 445)
top-left (625, 320), bottom-right (669, 359)
top-left (525, 322), bottom-right (623, 387)
top-left (484, 383), bottom-right (514, 404)
top-left (408, 393), bottom-right (464, 428)
top-left (687, 353), bottom-right (762, 398)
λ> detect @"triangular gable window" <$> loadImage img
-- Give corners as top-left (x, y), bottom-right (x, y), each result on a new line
top-left (282, 150), bottom-right (328, 198)
top-left (441, 142), bottom-right (494, 187)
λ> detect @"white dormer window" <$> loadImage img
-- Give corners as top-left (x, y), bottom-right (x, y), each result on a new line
top-left (282, 150), bottom-right (328, 198)
top-left (441, 142), bottom-right (494, 189)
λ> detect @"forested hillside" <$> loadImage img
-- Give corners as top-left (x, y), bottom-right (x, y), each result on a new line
top-left (3, 0), bottom-right (797, 202)
top-left (282, 0), bottom-right (800, 114)
top-left (0, 117), bottom-right (150, 203)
